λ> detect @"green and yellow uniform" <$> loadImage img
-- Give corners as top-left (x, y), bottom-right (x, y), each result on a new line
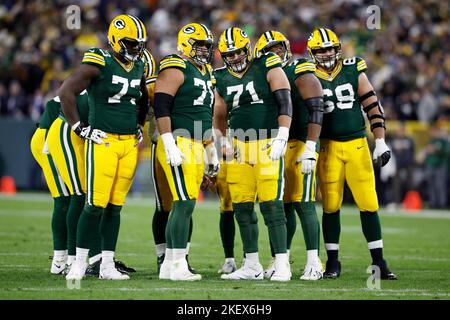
top-left (81, 48), bottom-right (145, 208)
top-left (282, 58), bottom-right (318, 203)
top-left (30, 99), bottom-right (69, 198)
top-left (155, 54), bottom-right (214, 201)
top-left (316, 56), bottom-right (378, 213)
top-left (214, 52), bottom-right (284, 204)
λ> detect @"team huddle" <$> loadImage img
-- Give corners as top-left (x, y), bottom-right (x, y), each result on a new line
top-left (30, 14), bottom-right (397, 282)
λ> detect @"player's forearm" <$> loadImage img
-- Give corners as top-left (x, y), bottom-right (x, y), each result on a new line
top-left (58, 89), bottom-right (80, 127)
top-left (157, 117), bottom-right (172, 135)
top-left (362, 96), bottom-right (386, 139)
top-left (213, 109), bottom-right (227, 137)
top-left (277, 114), bottom-right (291, 129)
top-left (306, 123), bottom-right (321, 142)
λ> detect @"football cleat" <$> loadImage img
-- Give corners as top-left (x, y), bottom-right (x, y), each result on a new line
top-left (271, 258), bottom-right (292, 282)
top-left (323, 260), bottom-right (341, 279)
top-left (300, 258), bottom-right (323, 281)
top-left (218, 258), bottom-right (237, 274)
top-left (186, 255), bottom-right (197, 274)
top-left (157, 254), bottom-right (165, 273)
top-left (114, 259), bottom-right (136, 273)
top-left (170, 259), bottom-right (202, 281)
top-left (263, 257), bottom-right (275, 279)
top-left (65, 261), bottom-right (87, 281)
top-left (221, 260), bottom-right (264, 280)
top-left (50, 257), bottom-right (67, 275)
top-left (85, 258), bottom-right (134, 277)
top-left (99, 262), bottom-right (130, 280)
top-left (374, 259), bottom-right (398, 280)
top-left (159, 258), bottom-right (172, 280)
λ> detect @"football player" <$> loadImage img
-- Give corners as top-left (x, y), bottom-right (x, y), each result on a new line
top-left (154, 23), bottom-right (219, 281)
top-left (307, 28), bottom-right (396, 279)
top-left (254, 31), bottom-right (325, 280)
top-left (214, 27), bottom-right (292, 281)
top-left (62, 14), bottom-right (149, 281)
top-left (30, 97), bottom-right (70, 274)
top-left (145, 48), bottom-right (196, 274)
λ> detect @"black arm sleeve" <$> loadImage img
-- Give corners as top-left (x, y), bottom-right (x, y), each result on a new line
top-left (154, 92), bottom-right (174, 119)
top-left (305, 97), bottom-right (324, 125)
top-left (273, 89), bottom-right (293, 117)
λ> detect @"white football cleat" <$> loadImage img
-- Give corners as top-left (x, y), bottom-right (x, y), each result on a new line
top-left (270, 257), bottom-right (291, 282)
top-left (264, 257), bottom-right (275, 279)
top-left (170, 259), bottom-right (201, 281)
top-left (300, 258), bottom-right (324, 281)
top-left (65, 261), bottom-right (87, 281)
top-left (221, 260), bottom-right (263, 280)
top-left (50, 256), bottom-right (67, 275)
top-left (218, 258), bottom-right (237, 274)
top-left (99, 262), bottom-right (129, 280)
top-left (159, 258), bottom-right (172, 280)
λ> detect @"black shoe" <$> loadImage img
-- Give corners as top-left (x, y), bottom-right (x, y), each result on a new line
top-left (85, 259), bottom-right (101, 277)
top-left (186, 255), bottom-right (197, 274)
top-left (373, 259), bottom-right (397, 280)
top-left (114, 259), bottom-right (136, 273)
top-left (323, 260), bottom-right (341, 279)
top-left (157, 254), bottom-right (165, 273)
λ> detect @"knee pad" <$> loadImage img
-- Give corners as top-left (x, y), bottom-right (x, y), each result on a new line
top-left (260, 201), bottom-right (286, 228)
top-left (296, 202), bottom-right (316, 216)
top-left (234, 202), bottom-right (257, 225)
top-left (173, 200), bottom-right (196, 216)
top-left (84, 204), bottom-right (103, 217)
top-left (54, 196), bottom-right (71, 213)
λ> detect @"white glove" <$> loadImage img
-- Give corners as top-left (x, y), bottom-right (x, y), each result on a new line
top-left (161, 132), bottom-right (185, 167)
top-left (373, 138), bottom-right (391, 167)
top-left (263, 127), bottom-right (289, 161)
top-left (42, 139), bottom-right (50, 155)
top-left (204, 142), bottom-right (220, 177)
top-left (297, 140), bottom-right (317, 174)
top-left (136, 125), bottom-right (143, 144)
top-left (72, 121), bottom-right (107, 145)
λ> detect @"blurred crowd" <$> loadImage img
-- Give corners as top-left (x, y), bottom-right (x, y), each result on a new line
top-left (0, 0), bottom-right (449, 207)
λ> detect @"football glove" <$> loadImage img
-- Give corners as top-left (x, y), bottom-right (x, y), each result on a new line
top-left (161, 132), bottom-right (185, 167)
top-left (72, 121), bottom-right (107, 145)
top-left (136, 124), bottom-right (143, 144)
top-left (263, 127), bottom-right (289, 161)
top-left (296, 140), bottom-right (317, 174)
top-left (373, 138), bottom-right (391, 167)
top-left (200, 174), bottom-right (216, 192)
top-left (204, 142), bottom-right (220, 177)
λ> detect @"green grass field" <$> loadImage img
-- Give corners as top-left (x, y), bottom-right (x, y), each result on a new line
top-left (0, 192), bottom-right (449, 300)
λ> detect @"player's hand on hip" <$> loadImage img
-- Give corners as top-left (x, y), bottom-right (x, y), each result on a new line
top-left (161, 132), bottom-right (185, 167)
top-left (72, 121), bottom-right (107, 144)
top-left (204, 142), bottom-right (220, 177)
top-left (136, 125), bottom-right (144, 144)
top-left (263, 127), bottom-right (289, 161)
top-left (373, 138), bottom-right (391, 167)
top-left (296, 140), bottom-right (316, 174)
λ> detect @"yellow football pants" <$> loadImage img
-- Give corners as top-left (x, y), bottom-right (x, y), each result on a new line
top-left (216, 160), bottom-right (233, 212)
top-left (226, 138), bottom-right (284, 204)
top-left (85, 133), bottom-right (138, 208)
top-left (156, 136), bottom-right (204, 201)
top-left (30, 128), bottom-right (69, 198)
top-left (47, 118), bottom-right (85, 196)
top-left (283, 139), bottom-right (318, 203)
top-left (317, 137), bottom-right (378, 213)
top-left (151, 142), bottom-right (173, 212)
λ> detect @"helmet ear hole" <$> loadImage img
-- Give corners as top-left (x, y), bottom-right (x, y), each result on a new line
top-left (112, 35), bottom-right (116, 44)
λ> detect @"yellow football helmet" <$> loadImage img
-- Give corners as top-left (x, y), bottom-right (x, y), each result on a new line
top-left (141, 48), bottom-right (156, 80)
top-left (177, 23), bottom-right (214, 65)
top-left (107, 14), bottom-right (147, 62)
top-left (218, 27), bottom-right (252, 73)
top-left (307, 28), bottom-right (341, 70)
top-left (254, 30), bottom-right (292, 67)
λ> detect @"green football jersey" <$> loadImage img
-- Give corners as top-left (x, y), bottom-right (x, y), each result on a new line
top-left (39, 91), bottom-right (89, 129)
top-left (158, 54), bottom-right (214, 140)
top-left (81, 48), bottom-right (145, 134)
top-left (317, 56), bottom-right (368, 141)
top-left (283, 58), bottom-right (316, 141)
top-left (214, 52), bottom-right (283, 140)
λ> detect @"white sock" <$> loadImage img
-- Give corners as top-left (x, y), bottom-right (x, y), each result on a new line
top-left (53, 250), bottom-right (67, 260)
top-left (156, 243), bottom-right (166, 257)
top-left (101, 250), bottom-right (115, 265)
top-left (275, 253), bottom-right (288, 263)
top-left (245, 252), bottom-right (259, 264)
top-left (173, 248), bottom-right (187, 261)
top-left (186, 242), bottom-right (191, 255)
top-left (287, 249), bottom-right (290, 260)
top-left (306, 249), bottom-right (319, 264)
top-left (225, 257), bottom-right (235, 263)
top-left (75, 248), bottom-right (89, 265)
top-left (165, 248), bottom-right (173, 262)
top-left (89, 253), bottom-right (102, 265)
top-left (67, 255), bottom-right (76, 265)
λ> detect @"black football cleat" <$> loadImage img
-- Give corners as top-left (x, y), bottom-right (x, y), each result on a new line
top-left (157, 254), bottom-right (165, 273)
top-left (373, 259), bottom-right (397, 280)
top-left (186, 255), bottom-right (197, 274)
top-left (114, 259), bottom-right (136, 273)
top-left (323, 260), bottom-right (341, 279)
top-left (85, 259), bottom-right (100, 277)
